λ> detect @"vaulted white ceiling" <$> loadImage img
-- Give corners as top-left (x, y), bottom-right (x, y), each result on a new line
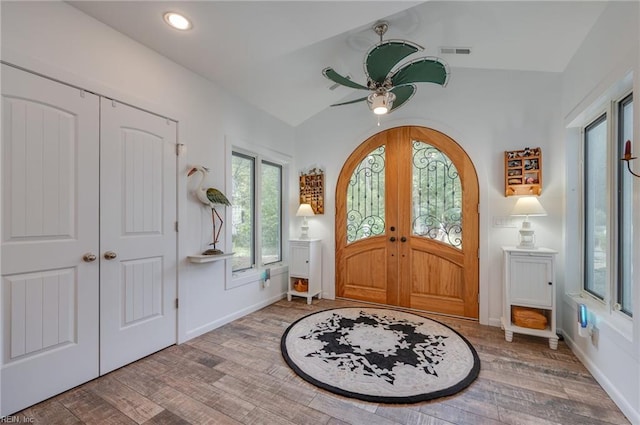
top-left (69, 1), bottom-right (607, 126)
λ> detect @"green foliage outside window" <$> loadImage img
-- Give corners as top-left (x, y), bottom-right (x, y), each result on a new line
top-left (261, 161), bottom-right (282, 265)
top-left (232, 152), bottom-right (283, 271)
top-left (232, 153), bottom-right (254, 271)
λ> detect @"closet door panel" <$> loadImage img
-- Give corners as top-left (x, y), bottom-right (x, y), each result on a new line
top-left (1, 65), bottom-right (99, 417)
top-left (99, 98), bottom-right (177, 375)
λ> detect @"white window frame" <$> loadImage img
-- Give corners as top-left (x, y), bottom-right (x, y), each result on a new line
top-left (579, 89), bottom-right (634, 321)
top-left (224, 137), bottom-right (290, 289)
top-left (616, 93), bottom-right (634, 317)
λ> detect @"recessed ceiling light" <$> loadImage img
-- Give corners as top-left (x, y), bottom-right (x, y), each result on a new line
top-left (163, 12), bottom-right (192, 31)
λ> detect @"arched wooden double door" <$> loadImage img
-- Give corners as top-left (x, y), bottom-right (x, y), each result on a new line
top-left (336, 126), bottom-right (479, 319)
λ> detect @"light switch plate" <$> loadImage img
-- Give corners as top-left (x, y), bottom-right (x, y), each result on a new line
top-left (493, 216), bottom-right (517, 228)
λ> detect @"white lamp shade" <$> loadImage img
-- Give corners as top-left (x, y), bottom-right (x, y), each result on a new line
top-left (510, 196), bottom-right (547, 216)
top-left (296, 203), bottom-right (315, 217)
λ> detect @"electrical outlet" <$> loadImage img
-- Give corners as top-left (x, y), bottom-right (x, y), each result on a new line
top-left (590, 325), bottom-right (599, 347)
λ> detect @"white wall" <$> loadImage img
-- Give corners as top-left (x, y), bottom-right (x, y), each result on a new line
top-left (294, 67), bottom-right (564, 326)
top-left (560, 2), bottom-right (639, 423)
top-left (1, 1), bottom-right (295, 343)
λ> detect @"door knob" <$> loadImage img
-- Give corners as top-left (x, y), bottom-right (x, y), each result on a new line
top-left (389, 236), bottom-right (396, 242)
top-left (83, 253), bottom-right (97, 262)
top-left (400, 236), bottom-right (407, 242)
top-left (104, 251), bottom-right (118, 260)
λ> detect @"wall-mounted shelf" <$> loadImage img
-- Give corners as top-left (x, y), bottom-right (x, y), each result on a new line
top-left (300, 168), bottom-right (325, 214)
top-left (505, 147), bottom-right (542, 196)
top-left (188, 253), bottom-right (234, 263)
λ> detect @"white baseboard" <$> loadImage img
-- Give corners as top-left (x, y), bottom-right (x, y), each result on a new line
top-left (563, 333), bottom-right (639, 424)
top-left (183, 292), bottom-right (286, 342)
top-left (488, 317), bottom-right (502, 328)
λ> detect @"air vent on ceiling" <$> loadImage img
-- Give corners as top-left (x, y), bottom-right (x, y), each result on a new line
top-left (439, 47), bottom-right (472, 55)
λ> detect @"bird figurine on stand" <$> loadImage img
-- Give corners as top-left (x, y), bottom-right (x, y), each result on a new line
top-left (188, 165), bottom-right (231, 255)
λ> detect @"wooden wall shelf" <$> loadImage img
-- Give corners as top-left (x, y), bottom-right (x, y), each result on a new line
top-left (505, 147), bottom-right (542, 196)
top-left (299, 168), bottom-right (324, 214)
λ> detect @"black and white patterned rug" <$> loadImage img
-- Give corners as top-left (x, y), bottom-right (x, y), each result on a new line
top-left (281, 307), bottom-right (480, 403)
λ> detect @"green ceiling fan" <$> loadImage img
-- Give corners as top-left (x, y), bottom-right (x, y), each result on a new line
top-left (323, 21), bottom-right (449, 115)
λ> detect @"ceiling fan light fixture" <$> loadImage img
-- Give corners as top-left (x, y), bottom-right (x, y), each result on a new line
top-left (163, 12), bottom-right (192, 31)
top-left (369, 92), bottom-right (395, 115)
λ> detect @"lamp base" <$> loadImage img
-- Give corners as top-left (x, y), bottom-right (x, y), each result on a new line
top-left (299, 216), bottom-right (310, 239)
top-left (299, 224), bottom-right (309, 239)
top-left (517, 221), bottom-right (536, 249)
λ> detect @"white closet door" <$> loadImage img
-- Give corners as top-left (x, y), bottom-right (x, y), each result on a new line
top-left (1, 65), bottom-right (100, 416)
top-left (99, 98), bottom-right (177, 374)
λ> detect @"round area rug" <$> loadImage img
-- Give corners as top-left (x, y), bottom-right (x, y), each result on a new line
top-left (281, 307), bottom-right (480, 404)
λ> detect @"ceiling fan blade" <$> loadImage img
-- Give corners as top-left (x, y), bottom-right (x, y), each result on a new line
top-left (366, 41), bottom-right (421, 84)
top-left (391, 58), bottom-right (450, 87)
top-left (330, 96), bottom-right (369, 107)
top-left (322, 67), bottom-right (369, 90)
top-left (389, 85), bottom-right (416, 112)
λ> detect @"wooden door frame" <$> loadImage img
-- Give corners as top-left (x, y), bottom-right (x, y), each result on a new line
top-left (335, 125), bottom-right (479, 318)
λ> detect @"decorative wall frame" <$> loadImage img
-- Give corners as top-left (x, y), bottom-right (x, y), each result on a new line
top-left (299, 168), bottom-right (325, 214)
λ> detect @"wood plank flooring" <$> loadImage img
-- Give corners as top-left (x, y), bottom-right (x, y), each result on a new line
top-left (13, 298), bottom-right (631, 424)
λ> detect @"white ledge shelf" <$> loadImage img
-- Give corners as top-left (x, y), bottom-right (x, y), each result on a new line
top-left (188, 253), bottom-right (234, 263)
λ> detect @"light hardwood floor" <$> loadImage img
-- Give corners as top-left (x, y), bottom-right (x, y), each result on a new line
top-left (14, 298), bottom-right (630, 425)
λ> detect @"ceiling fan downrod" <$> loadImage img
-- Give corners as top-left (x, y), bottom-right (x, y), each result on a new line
top-left (373, 21), bottom-right (388, 43)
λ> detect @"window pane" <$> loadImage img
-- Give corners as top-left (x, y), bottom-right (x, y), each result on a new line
top-left (261, 161), bottom-right (282, 265)
top-left (346, 145), bottom-right (385, 243)
top-left (618, 95), bottom-right (633, 316)
top-left (584, 114), bottom-right (607, 300)
top-left (412, 141), bottom-right (462, 248)
top-left (232, 153), bottom-right (255, 271)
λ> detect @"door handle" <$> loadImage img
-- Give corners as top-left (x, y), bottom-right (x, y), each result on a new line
top-left (389, 237), bottom-right (396, 242)
top-left (104, 251), bottom-right (118, 260)
top-left (400, 236), bottom-right (407, 242)
top-left (83, 253), bottom-right (97, 262)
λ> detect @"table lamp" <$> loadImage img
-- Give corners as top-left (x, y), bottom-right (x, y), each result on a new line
top-left (510, 196), bottom-right (547, 248)
top-left (296, 203), bottom-right (315, 239)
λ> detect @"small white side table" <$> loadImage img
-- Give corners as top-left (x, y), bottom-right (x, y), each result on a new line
top-left (287, 239), bottom-right (322, 304)
top-left (502, 246), bottom-right (558, 349)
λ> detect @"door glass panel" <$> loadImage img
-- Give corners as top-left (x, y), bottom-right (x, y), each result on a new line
top-left (346, 145), bottom-right (385, 243)
top-left (412, 141), bottom-right (462, 248)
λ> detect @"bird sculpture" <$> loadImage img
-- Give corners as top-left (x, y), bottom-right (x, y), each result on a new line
top-left (188, 165), bottom-right (231, 255)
